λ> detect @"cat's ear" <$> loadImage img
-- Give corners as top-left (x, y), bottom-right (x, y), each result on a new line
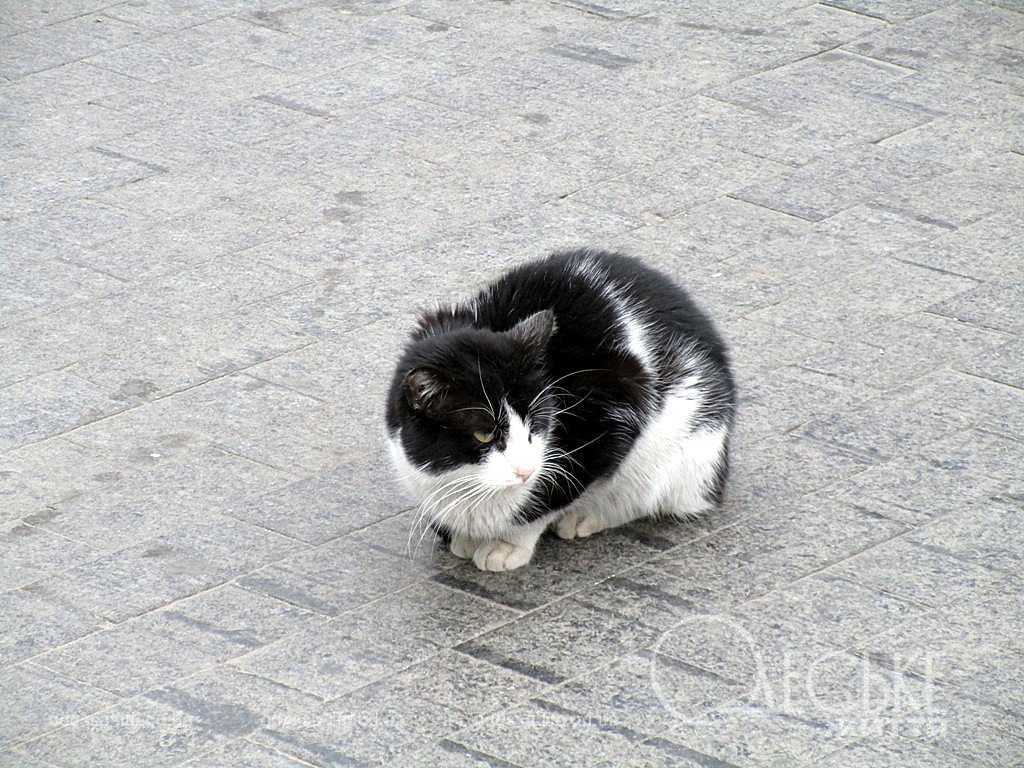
top-left (404, 367), bottom-right (449, 415)
top-left (507, 309), bottom-right (557, 351)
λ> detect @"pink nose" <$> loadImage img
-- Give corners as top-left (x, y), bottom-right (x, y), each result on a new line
top-left (513, 466), bottom-right (534, 482)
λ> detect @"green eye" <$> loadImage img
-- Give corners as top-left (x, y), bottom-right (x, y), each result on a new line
top-left (473, 431), bottom-right (495, 444)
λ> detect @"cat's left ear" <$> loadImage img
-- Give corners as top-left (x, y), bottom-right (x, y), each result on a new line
top-left (507, 309), bottom-right (557, 352)
top-left (403, 367), bottom-right (450, 416)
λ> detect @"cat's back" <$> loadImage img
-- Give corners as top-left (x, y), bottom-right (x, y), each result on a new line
top-left (475, 249), bottom-right (729, 373)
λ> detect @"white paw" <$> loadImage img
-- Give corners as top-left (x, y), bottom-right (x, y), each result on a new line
top-left (472, 541), bottom-right (533, 572)
top-left (575, 514), bottom-right (608, 538)
top-left (556, 511), bottom-right (608, 540)
top-left (449, 534), bottom-right (475, 559)
top-left (555, 510), bottom-right (578, 540)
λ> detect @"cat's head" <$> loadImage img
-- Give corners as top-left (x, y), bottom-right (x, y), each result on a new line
top-left (386, 310), bottom-right (558, 538)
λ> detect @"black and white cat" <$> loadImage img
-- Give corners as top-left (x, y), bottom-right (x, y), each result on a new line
top-left (385, 249), bottom-right (735, 572)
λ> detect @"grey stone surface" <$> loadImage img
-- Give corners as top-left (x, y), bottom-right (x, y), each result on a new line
top-left (0, 587), bottom-right (108, 667)
top-left (3, 2), bottom-right (1023, 765)
top-left (234, 580), bottom-right (519, 700)
top-left (0, 663), bottom-right (117, 747)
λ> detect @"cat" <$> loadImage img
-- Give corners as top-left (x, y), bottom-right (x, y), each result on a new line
top-left (385, 248), bottom-right (735, 572)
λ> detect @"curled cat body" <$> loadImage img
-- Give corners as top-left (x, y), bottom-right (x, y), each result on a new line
top-left (385, 249), bottom-right (735, 572)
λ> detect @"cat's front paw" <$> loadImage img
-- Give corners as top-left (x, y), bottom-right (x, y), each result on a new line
top-left (472, 541), bottom-right (533, 571)
top-left (449, 534), bottom-right (475, 559)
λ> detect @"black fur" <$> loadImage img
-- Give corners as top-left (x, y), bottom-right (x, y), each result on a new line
top-left (385, 249), bottom-right (736, 525)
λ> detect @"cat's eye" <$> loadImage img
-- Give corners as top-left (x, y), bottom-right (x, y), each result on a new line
top-left (473, 430), bottom-right (495, 444)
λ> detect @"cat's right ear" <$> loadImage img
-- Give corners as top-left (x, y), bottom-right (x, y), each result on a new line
top-left (404, 367), bottom-right (448, 415)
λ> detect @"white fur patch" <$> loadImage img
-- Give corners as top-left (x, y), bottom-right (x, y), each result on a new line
top-left (573, 254), bottom-right (654, 374)
top-left (387, 404), bottom-right (549, 542)
top-left (556, 378), bottom-right (727, 537)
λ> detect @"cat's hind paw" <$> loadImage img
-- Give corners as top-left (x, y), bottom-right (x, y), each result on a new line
top-left (555, 510), bottom-right (578, 540)
top-left (556, 510), bottom-right (608, 540)
top-left (472, 541), bottom-right (533, 571)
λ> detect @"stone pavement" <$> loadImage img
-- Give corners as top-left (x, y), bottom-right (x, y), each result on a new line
top-left (2, 0), bottom-right (1024, 765)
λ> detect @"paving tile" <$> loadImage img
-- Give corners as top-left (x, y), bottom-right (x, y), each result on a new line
top-left (541, 650), bottom-right (748, 734)
top-left (655, 575), bottom-right (926, 691)
top-left (98, 0), bottom-right (242, 30)
top-left (234, 581), bottom-right (518, 700)
top-left (224, 462), bottom-right (403, 546)
top-left (729, 433), bottom-right (876, 506)
top-left (0, 1), bottom-right (130, 30)
top-left (70, 318), bottom-right (315, 404)
top-left (894, 211), bottom-right (1024, 281)
top-left (252, 681), bottom-right (468, 767)
top-left (961, 335), bottom-right (1024, 390)
top-left (30, 624), bottom-right (214, 698)
top-left (734, 144), bottom-right (951, 222)
top-left (456, 598), bottom-right (660, 685)
top-left (569, 566), bottom-right (716, 631)
top-left (944, 574), bottom-right (1024, 648)
top-left (0, 586), bottom-right (107, 667)
top-left (1, 198), bottom-right (152, 258)
top-left (70, 188), bottom-right (327, 282)
top-left (135, 584), bottom-right (325, 653)
top-left (818, 739), bottom-right (988, 768)
top-left (0, 521), bottom-right (98, 591)
top-left (4, 102), bottom-right (146, 163)
top-left (819, 451), bottom-right (1006, 526)
top-left (0, 439), bottom-right (129, 523)
top-left (905, 498), bottom-right (1024, 574)
top-left (83, 16), bottom-right (292, 82)
top-left (705, 64), bottom-right (930, 151)
top-left (569, 147), bottom-right (788, 220)
top-left (820, 0), bottom-right (951, 21)
top-left (917, 428), bottom-right (1024, 483)
top-left (31, 584), bottom-right (322, 697)
top-left (844, 3), bottom-right (1024, 82)
top-left (732, 365), bottom-right (874, 443)
top-left (399, 740), bottom-right (529, 768)
top-left (827, 536), bottom-right (1002, 607)
top-left (0, 750), bottom-right (62, 768)
top-left (930, 280), bottom-right (1024, 335)
top-left (595, 95), bottom-right (839, 169)
top-left (22, 443), bottom-right (296, 551)
top-left (0, 370), bottom-right (132, 452)
top-left (0, 14), bottom-right (152, 78)
top-left (31, 515), bottom-right (304, 623)
top-left (800, 311), bottom-right (1013, 391)
top-left (854, 609), bottom-right (1024, 721)
top-left (0, 664), bottom-right (117, 747)
top-left (143, 665), bottom-right (322, 746)
top-left (920, 689), bottom-right (1024, 766)
top-left (180, 739), bottom-right (314, 768)
top-left (2, 146), bottom-right (163, 219)
top-left (874, 151), bottom-right (1024, 228)
top-left (797, 372), bottom-right (1001, 462)
top-left (453, 697), bottom-right (736, 768)
top-left (0, 254), bottom-right (122, 327)
top-left (774, 3), bottom-right (887, 47)
top-left (722, 317), bottom-right (829, 375)
top-left (70, 373), bottom-right (349, 474)
top-left (751, 256), bottom-right (977, 343)
top-left (236, 535), bottom-right (438, 617)
top-left (654, 495), bottom-right (907, 605)
top-left (16, 694), bottom-right (234, 768)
